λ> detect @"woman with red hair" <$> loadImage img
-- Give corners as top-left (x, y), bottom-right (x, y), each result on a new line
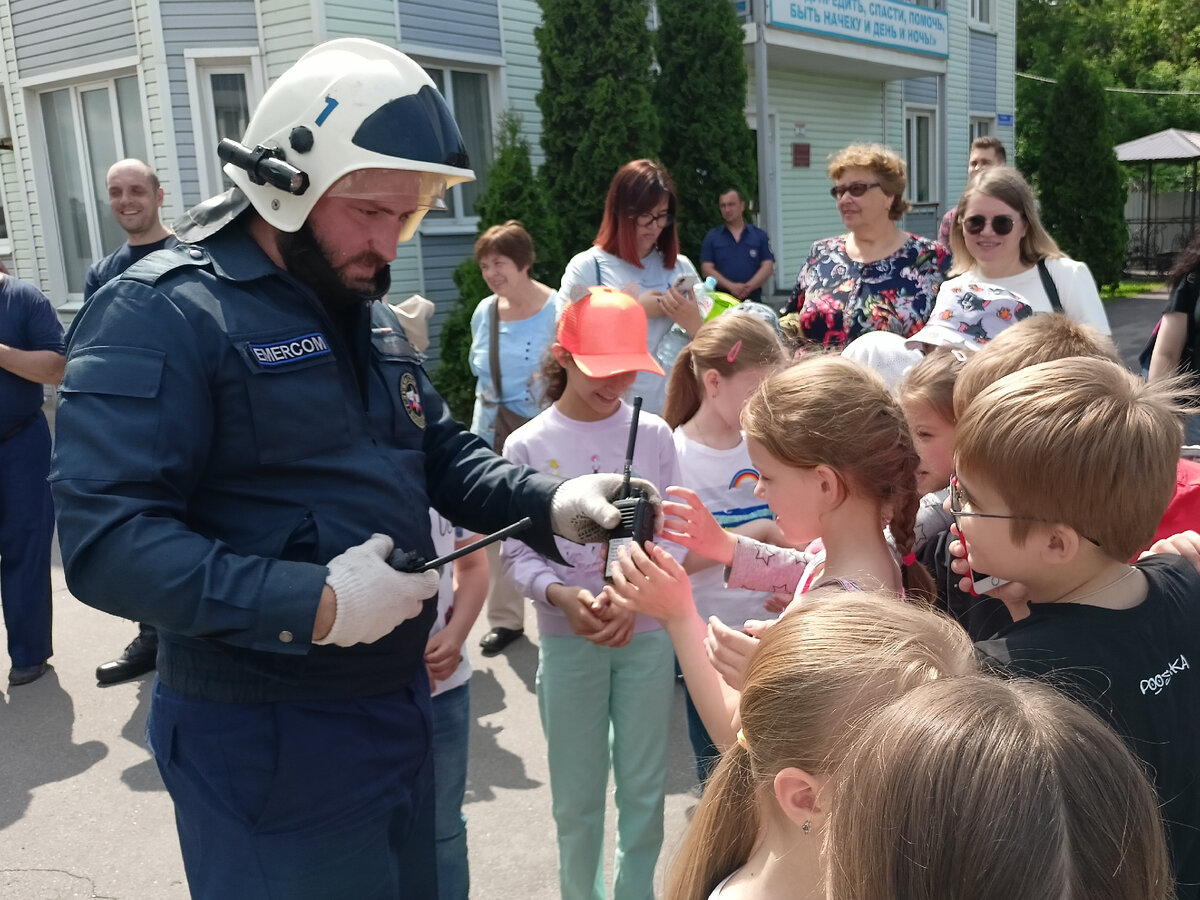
top-left (559, 159), bottom-right (699, 414)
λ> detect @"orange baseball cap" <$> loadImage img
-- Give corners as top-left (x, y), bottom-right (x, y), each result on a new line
top-left (557, 287), bottom-right (665, 378)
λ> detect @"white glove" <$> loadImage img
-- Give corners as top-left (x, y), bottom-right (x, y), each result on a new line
top-left (550, 473), bottom-right (663, 544)
top-left (316, 534), bottom-right (439, 647)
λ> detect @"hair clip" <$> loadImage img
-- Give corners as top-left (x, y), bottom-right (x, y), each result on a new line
top-left (951, 349), bottom-right (969, 362)
top-left (902, 552), bottom-right (917, 566)
top-left (726, 340), bottom-right (743, 364)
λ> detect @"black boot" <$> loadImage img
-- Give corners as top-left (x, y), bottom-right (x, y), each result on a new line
top-left (96, 623), bottom-right (158, 685)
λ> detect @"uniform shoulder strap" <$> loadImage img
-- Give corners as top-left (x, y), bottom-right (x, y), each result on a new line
top-left (121, 243), bottom-right (210, 286)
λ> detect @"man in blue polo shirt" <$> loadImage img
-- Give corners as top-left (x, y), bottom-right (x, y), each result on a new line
top-left (700, 188), bottom-right (775, 302)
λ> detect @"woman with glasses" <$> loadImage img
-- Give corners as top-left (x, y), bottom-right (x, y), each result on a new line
top-left (783, 143), bottom-right (950, 348)
top-left (942, 165), bottom-right (1110, 332)
top-left (559, 159), bottom-right (699, 413)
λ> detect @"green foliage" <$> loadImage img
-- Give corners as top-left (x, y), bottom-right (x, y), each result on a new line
top-left (430, 111), bottom-right (556, 424)
top-left (1017, 0), bottom-right (1200, 172)
top-left (535, 0), bottom-right (661, 257)
top-left (654, 0), bottom-right (758, 261)
top-left (1036, 60), bottom-right (1128, 289)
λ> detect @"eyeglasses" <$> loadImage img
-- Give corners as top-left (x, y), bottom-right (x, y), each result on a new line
top-left (830, 182), bottom-right (881, 199)
top-left (962, 214), bottom-right (1018, 236)
top-left (633, 211), bottom-right (674, 228)
top-left (949, 474), bottom-right (1101, 546)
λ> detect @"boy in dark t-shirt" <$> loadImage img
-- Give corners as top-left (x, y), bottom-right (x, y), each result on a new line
top-left (953, 356), bottom-right (1200, 900)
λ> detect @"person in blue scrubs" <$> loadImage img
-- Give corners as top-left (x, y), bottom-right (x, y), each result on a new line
top-left (51, 39), bottom-right (659, 900)
top-left (0, 273), bottom-right (64, 686)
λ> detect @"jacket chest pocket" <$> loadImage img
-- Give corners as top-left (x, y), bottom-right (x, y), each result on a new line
top-left (234, 329), bottom-right (352, 464)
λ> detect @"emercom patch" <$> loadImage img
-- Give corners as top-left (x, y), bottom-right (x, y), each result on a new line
top-left (246, 333), bottom-right (332, 368)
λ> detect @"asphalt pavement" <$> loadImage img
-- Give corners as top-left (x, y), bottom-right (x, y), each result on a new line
top-left (0, 291), bottom-right (1167, 899)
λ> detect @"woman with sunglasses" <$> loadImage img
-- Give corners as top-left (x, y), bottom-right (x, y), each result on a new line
top-left (942, 166), bottom-right (1110, 332)
top-left (559, 159), bottom-right (699, 414)
top-left (783, 143), bottom-right (950, 348)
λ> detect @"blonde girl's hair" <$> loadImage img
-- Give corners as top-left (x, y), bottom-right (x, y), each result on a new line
top-left (949, 165), bottom-right (1064, 275)
top-left (742, 355), bottom-right (935, 600)
top-left (662, 313), bottom-right (785, 429)
top-left (825, 675), bottom-right (1176, 900)
top-left (667, 592), bottom-right (979, 900)
top-left (898, 346), bottom-right (969, 425)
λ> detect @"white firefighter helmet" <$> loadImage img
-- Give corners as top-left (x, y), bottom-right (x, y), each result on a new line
top-left (225, 38), bottom-right (475, 237)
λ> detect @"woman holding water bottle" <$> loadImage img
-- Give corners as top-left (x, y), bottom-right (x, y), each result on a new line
top-left (559, 159), bottom-right (700, 414)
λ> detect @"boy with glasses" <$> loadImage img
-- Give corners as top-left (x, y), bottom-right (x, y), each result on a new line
top-left (953, 356), bottom-right (1200, 899)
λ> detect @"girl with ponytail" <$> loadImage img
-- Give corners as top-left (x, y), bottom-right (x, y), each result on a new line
top-left (669, 592), bottom-right (978, 900)
top-left (661, 311), bottom-right (785, 783)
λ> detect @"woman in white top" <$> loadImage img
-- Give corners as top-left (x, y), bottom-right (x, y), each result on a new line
top-left (559, 159), bottom-right (699, 414)
top-left (940, 166), bottom-right (1110, 334)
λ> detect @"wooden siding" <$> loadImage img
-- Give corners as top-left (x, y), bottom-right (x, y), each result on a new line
top-left (325, 0), bottom-right (395, 42)
top-left (0, 1), bottom-right (48, 292)
top-left (968, 29), bottom-right (997, 113)
top-left (260, 0), bottom-right (317, 79)
top-left (160, 0), bottom-right (260, 207)
top-left (769, 68), bottom-right (885, 282)
top-left (398, 0), bottom-right (501, 57)
top-left (499, 0), bottom-right (544, 166)
top-left (417, 231), bottom-right (475, 368)
top-left (904, 76), bottom-right (938, 108)
top-left (8, 0), bottom-right (136, 78)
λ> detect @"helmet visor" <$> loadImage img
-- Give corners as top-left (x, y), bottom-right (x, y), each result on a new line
top-left (352, 84), bottom-right (471, 171)
top-left (322, 168), bottom-right (448, 242)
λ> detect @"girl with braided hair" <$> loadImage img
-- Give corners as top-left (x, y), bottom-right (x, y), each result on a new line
top-left (604, 354), bottom-right (933, 747)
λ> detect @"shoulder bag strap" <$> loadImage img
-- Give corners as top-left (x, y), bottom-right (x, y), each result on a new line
top-left (595, 255), bottom-right (603, 286)
top-left (1036, 259), bottom-right (1064, 314)
top-left (488, 300), bottom-right (504, 401)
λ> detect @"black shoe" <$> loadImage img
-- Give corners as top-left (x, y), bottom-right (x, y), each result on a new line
top-left (96, 628), bottom-right (158, 685)
top-left (9, 662), bottom-right (49, 686)
top-left (479, 627), bottom-right (524, 656)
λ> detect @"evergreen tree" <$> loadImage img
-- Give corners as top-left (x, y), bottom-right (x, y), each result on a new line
top-left (535, 0), bottom-right (661, 257)
top-left (431, 110), bottom-right (556, 423)
top-left (654, 0), bottom-right (757, 261)
top-left (1036, 59), bottom-right (1127, 289)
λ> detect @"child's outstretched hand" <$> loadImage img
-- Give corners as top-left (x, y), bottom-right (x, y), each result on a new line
top-left (704, 617), bottom-right (771, 691)
top-left (662, 486), bottom-right (738, 567)
top-left (606, 540), bottom-right (696, 626)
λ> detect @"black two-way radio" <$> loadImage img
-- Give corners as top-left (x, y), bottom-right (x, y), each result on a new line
top-left (603, 396), bottom-right (655, 583)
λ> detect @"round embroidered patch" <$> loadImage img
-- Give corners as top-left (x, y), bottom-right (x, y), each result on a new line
top-left (400, 372), bottom-right (425, 429)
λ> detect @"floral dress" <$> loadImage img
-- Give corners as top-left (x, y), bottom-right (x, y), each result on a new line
top-left (783, 234), bottom-right (951, 348)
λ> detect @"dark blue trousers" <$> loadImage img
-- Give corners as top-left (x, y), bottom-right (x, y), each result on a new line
top-left (0, 413), bottom-right (54, 668)
top-left (147, 676), bottom-right (438, 899)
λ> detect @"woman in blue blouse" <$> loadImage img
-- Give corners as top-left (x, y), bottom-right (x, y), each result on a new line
top-left (468, 220), bottom-right (561, 450)
top-left (783, 144), bottom-right (950, 349)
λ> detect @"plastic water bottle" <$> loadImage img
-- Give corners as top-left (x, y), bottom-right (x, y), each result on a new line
top-left (653, 276), bottom-right (718, 371)
top-left (693, 276), bottom-right (718, 320)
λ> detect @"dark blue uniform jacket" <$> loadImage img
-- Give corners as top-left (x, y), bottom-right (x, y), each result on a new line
top-left (51, 221), bottom-right (562, 703)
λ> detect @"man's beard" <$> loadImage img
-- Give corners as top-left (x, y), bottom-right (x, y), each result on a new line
top-left (276, 223), bottom-right (391, 309)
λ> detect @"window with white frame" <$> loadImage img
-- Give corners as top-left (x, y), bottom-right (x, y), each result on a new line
top-left (970, 117), bottom-right (994, 142)
top-left (40, 74), bottom-right (148, 294)
top-left (421, 66), bottom-right (494, 224)
top-left (186, 52), bottom-right (263, 200)
top-left (904, 109), bottom-right (936, 204)
top-left (970, 0), bottom-right (992, 27)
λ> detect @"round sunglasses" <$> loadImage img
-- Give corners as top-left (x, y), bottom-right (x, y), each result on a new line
top-left (962, 214), bottom-right (1019, 236)
top-left (830, 182), bottom-right (881, 199)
